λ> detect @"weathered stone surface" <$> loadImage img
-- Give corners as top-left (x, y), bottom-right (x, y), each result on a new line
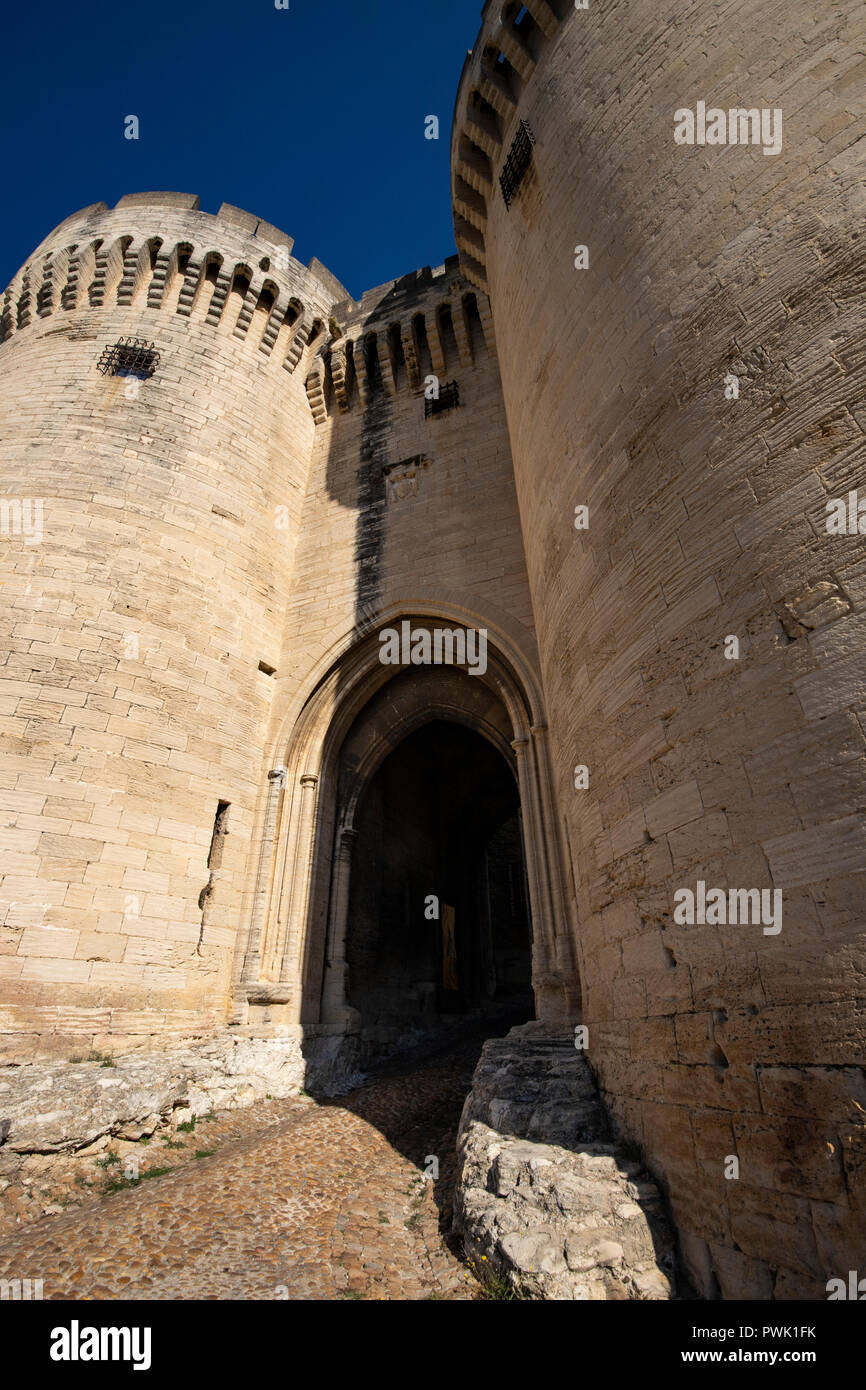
top-left (0, 1038), bottom-right (486, 1299)
top-left (0, 0), bottom-right (863, 1305)
top-left (451, 0), bottom-right (866, 1301)
top-left (453, 1034), bottom-right (675, 1299)
top-left (0, 1032), bottom-right (362, 1155)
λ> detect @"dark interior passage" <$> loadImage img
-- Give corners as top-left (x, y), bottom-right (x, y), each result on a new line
top-left (345, 720), bottom-right (533, 1050)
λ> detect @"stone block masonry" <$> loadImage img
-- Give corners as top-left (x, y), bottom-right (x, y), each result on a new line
top-left (454, 1031), bottom-right (676, 1299)
top-left (452, 0), bottom-right (866, 1298)
top-left (0, 0), bottom-right (863, 1304)
top-left (0, 195), bottom-right (349, 1054)
top-left (0, 195), bottom-right (542, 1057)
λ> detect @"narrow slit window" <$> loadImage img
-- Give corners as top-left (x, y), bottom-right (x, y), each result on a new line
top-left (345, 338), bottom-right (358, 402)
top-left (207, 801), bottom-right (230, 871)
top-left (364, 332), bottom-right (382, 394)
top-left (463, 292), bottom-right (486, 361)
top-left (322, 348), bottom-right (335, 412)
top-left (413, 313), bottom-right (433, 379)
top-left (388, 323), bottom-right (406, 391)
top-left (437, 305), bottom-right (458, 372)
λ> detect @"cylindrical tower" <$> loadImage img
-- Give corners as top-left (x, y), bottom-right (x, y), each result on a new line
top-left (453, 1), bottom-right (866, 1296)
top-left (0, 193), bottom-right (346, 1057)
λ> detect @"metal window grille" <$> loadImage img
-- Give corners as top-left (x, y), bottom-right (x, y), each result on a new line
top-left (96, 337), bottom-right (160, 379)
top-left (499, 119), bottom-right (536, 210)
top-left (425, 380), bottom-right (460, 417)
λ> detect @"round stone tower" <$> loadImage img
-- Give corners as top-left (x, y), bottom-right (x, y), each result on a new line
top-left (0, 193), bottom-right (347, 1057)
top-left (452, 1), bottom-right (866, 1296)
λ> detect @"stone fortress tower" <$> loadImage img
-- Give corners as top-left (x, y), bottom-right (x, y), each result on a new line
top-left (0, 194), bottom-right (353, 1047)
top-left (0, 192), bottom-right (554, 1058)
top-left (0, 0), bottom-right (863, 1300)
top-left (450, 0), bottom-right (866, 1298)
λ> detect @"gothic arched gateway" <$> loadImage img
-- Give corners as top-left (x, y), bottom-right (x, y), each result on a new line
top-left (231, 609), bottom-right (580, 1052)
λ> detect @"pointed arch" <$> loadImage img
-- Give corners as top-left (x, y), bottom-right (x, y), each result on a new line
top-left (229, 601), bottom-right (577, 1033)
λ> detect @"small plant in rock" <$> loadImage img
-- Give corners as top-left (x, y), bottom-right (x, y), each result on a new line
top-left (176, 1118), bottom-right (196, 1133)
top-left (478, 1273), bottom-right (520, 1301)
top-left (70, 1049), bottom-right (115, 1066)
top-left (101, 1166), bottom-right (172, 1195)
top-left (404, 1172), bottom-right (427, 1230)
top-left (100, 1175), bottom-right (134, 1195)
top-left (465, 1255), bottom-right (522, 1301)
top-left (96, 1150), bottom-right (121, 1169)
top-left (193, 1149), bottom-right (215, 1159)
top-left (161, 1136), bottom-right (185, 1149)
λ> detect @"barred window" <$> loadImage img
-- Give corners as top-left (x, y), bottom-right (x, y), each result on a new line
top-left (499, 119), bottom-right (536, 210)
top-left (425, 380), bottom-right (460, 417)
top-left (96, 337), bottom-right (160, 380)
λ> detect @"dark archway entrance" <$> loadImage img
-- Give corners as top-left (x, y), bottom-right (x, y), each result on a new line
top-left (235, 615), bottom-right (580, 1038)
top-left (345, 720), bottom-right (533, 1060)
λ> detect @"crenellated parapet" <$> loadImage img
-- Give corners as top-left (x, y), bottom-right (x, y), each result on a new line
top-left (451, 0), bottom-right (569, 291)
top-left (302, 255), bottom-right (498, 423)
top-left (0, 194), bottom-right (504, 429)
top-left (0, 192), bottom-right (348, 384)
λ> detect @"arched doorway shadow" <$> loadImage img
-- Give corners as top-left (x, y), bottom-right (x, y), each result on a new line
top-left (342, 716), bottom-right (534, 1065)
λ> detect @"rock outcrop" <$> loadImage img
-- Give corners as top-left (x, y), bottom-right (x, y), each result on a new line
top-left (454, 1031), bottom-right (677, 1300)
top-left (0, 1032), bottom-right (362, 1157)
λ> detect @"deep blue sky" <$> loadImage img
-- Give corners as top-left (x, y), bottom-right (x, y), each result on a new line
top-left (1, 0), bottom-right (482, 302)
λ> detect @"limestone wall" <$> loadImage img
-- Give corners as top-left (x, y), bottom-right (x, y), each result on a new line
top-left (0, 196), bottom-right (543, 1060)
top-left (274, 257), bottom-right (537, 720)
top-left (453, 0), bottom-right (866, 1296)
top-left (233, 258), bottom-right (546, 1029)
top-left (0, 194), bottom-right (344, 1056)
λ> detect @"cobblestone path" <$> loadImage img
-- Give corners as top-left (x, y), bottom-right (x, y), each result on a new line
top-left (0, 1039), bottom-right (487, 1300)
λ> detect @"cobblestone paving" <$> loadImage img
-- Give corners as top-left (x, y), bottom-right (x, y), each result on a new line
top-left (0, 1039), bottom-right (488, 1300)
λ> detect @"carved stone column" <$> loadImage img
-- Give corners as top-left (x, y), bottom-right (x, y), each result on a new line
top-left (230, 766), bottom-right (286, 1020)
top-left (511, 733), bottom-right (557, 1017)
top-left (277, 772), bottom-right (320, 999)
top-left (531, 722), bottom-right (580, 1023)
top-left (321, 825), bottom-right (361, 1026)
